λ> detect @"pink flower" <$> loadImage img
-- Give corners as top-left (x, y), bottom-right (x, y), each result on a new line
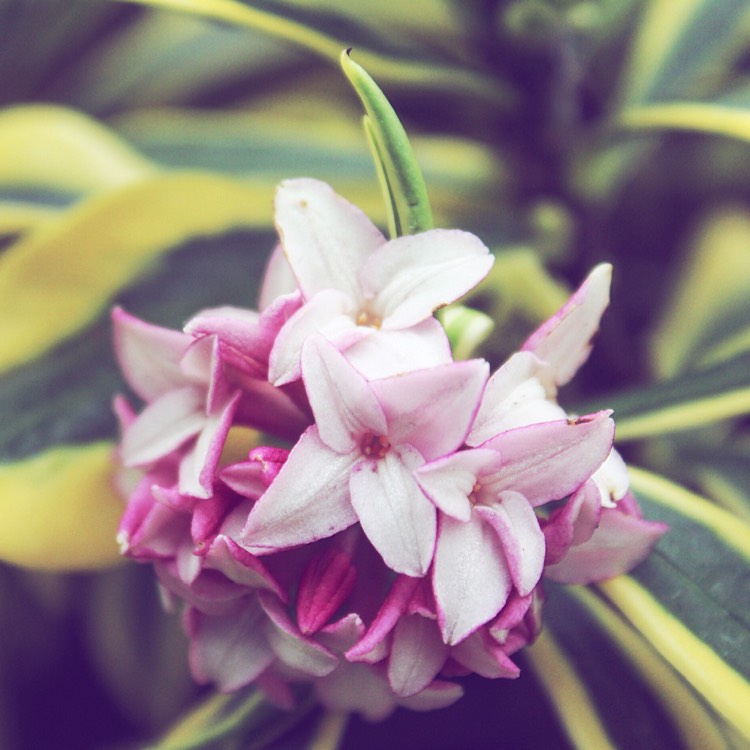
top-left (268, 179), bottom-right (493, 383)
top-left (242, 335), bottom-right (488, 577)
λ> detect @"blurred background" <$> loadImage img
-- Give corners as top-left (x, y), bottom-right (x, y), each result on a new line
top-left (1, 1), bottom-right (749, 747)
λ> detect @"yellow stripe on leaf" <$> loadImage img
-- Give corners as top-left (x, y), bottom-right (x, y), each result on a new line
top-left (571, 586), bottom-right (729, 750)
top-left (621, 103), bottom-right (750, 143)
top-left (0, 442), bottom-right (124, 571)
top-left (598, 576), bottom-right (750, 742)
top-left (0, 105), bottom-right (156, 193)
top-left (629, 466), bottom-right (750, 562)
top-left (0, 172), bottom-right (274, 374)
top-left (526, 630), bottom-right (617, 750)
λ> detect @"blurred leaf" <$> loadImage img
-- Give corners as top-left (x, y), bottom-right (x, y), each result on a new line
top-left (0, 442), bottom-right (123, 570)
top-left (0, 105), bottom-right (156, 195)
top-left (649, 206), bottom-right (750, 377)
top-left (693, 450), bottom-right (750, 522)
top-left (598, 467), bottom-right (750, 742)
top-left (585, 350), bottom-right (750, 440)
top-left (619, 0), bottom-right (750, 105)
top-left (0, 171), bottom-right (274, 374)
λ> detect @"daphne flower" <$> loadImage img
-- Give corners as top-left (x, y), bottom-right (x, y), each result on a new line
top-left (268, 178), bottom-right (494, 383)
top-left (242, 335), bottom-right (488, 577)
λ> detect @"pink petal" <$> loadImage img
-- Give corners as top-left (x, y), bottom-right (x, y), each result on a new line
top-left (186, 601), bottom-right (274, 691)
top-left (360, 229), bottom-right (493, 329)
top-left (120, 386), bottom-right (205, 466)
top-left (480, 413), bottom-right (615, 506)
top-left (543, 479), bottom-right (602, 565)
top-left (314, 662), bottom-right (396, 720)
top-left (522, 263), bottom-right (612, 387)
top-left (268, 289), bottom-right (358, 385)
top-left (388, 614), bottom-right (448, 697)
top-left (350, 447), bottom-right (436, 577)
top-left (112, 307), bottom-right (191, 401)
top-left (178, 391), bottom-right (241, 498)
top-left (433, 512), bottom-right (512, 646)
top-left (476, 492), bottom-right (545, 596)
top-left (241, 428), bottom-right (359, 553)
top-left (467, 351), bottom-right (565, 445)
top-left (296, 546), bottom-right (357, 635)
top-left (450, 628), bottom-right (520, 679)
top-left (416, 448), bottom-right (502, 522)
top-left (342, 318), bottom-right (452, 379)
top-left (274, 178), bottom-right (385, 300)
top-left (373, 358), bottom-right (489, 461)
top-left (545, 504), bottom-right (668, 584)
top-left (203, 536), bottom-right (285, 597)
top-left (301, 335), bottom-right (387, 454)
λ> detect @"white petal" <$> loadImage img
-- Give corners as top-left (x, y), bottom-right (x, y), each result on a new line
top-left (433, 512), bottom-right (512, 645)
top-left (301, 335), bottom-right (387, 453)
top-left (241, 428), bottom-right (359, 553)
top-left (259, 243), bottom-right (298, 310)
top-left (360, 229), bottom-right (493, 329)
top-left (350, 447), bottom-right (435, 577)
top-left (275, 178), bottom-right (385, 300)
top-left (388, 614), bottom-right (448, 697)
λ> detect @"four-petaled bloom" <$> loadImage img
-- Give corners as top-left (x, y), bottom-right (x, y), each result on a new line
top-left (112, 179), bottom-right (667, 719)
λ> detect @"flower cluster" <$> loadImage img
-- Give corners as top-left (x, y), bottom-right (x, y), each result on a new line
top-left (113, 179), bottom-right (666, 719)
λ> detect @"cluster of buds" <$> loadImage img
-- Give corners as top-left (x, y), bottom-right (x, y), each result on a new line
top-left (114, 179), bottom-right (666, 719)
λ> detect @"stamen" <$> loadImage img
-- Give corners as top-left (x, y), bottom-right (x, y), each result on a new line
top-left (361, 432), bottom-right (390, 458)
top-left (355, 310), bottom-right (382, 329)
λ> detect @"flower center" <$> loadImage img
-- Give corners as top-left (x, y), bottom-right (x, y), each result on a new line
top-left (355, 309), bottom-right (382, 329)
top-left (469, 481), bottom-right (482, 504)
top-left (360, 432), bottom-right (390, 459)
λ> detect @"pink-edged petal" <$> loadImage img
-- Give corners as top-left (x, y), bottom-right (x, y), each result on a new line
top-left (296, 546), bottom-right (357, 635)
top-left (450, 628), bottom-right (520, 679)
top-left (360, 229), bottom-right (493, 329)
top-left (416, 448), bottom-right (502, 522)
top-left (374, 358), bottom-right (489, 461)
top-left (522, 263), bottom-right (612, 387)
top-left (234, 378), bottom-right (311, 441)
top-left (121, 386), bottom-right (205, 466)
top-left (350, 447), bottom-right (435, 577)
top-left (397, 680), bottom-right (464, 711)
top-left (433, 513), bottom-right (512, 646)
top-left (545, 504), bottom-right (668, 584)
top-left (259, 593), bottom-right (338, 677)
top-left (480, 413), bottom-right (615, 506)
top-left (301, 335), bottom-right (387, 453)
top-left (259, 243), bottom-right (299, 310)
top-left (476, 492), bottom-right (545, 596)
top-left (542, 479), bottom-right (602, 565)
top-left (467, 351), bottom-right (566, 445)
top-left (203, 536), bottom-right (285, 597)
top-left (388, 614), bottom-right (448, 697)
top-left (268, 288), bottom-right (358, 385)
top-left (241, 428), bottom-right (358, 553)
top-left (275, 178), bottom-right (385, 300)
top-left (178, 391), bottom-right (241, 498)
top-left (112, 307), bottom-right (191, 401)
top-left (186, 601), bottom-right (274, 692)
top-left (343, 318), bottom-right (452, 379)
top-left (592, 448), bottom-right (630, 507)
top-left (346, 575), bottom-right (421, 662)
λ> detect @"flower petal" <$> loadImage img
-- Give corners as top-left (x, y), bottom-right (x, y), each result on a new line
top-left (476, 492), bottom-right (545, 596)
top-left (240, 427), bottom-right (358, 553)
top-left (350, 447), bottom-right (435, 577)
top-left (112, 307), bottom-right (191, 401)
top-left (360, 229), bottom-right (493, 329)
top-left (275, 178), bottom-right (385, 300)
top-left (433, 512), bottom-right (512, 645)
top-left (397, 680), bottom-right (464, 711)
top-left (388, 614), bottom-right (448, 697)
top-left (416, 448), bottom-right (502, 522)
top-left (258, 243), bottom-right (298, 310)
top-left (522, 263), bottom-right (612, 387)
top-left (301, 335), bottom-right (387, 454)
top-left (373, 359), bottom-right (489, 461)
top-left (480, 413), bottom-right (615, 506)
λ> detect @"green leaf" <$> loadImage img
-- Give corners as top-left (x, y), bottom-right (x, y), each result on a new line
top-left (340, 49), bottom-right (433, 236)
top-left (584, 350), bottom-right (750, 440)
top-left (598, 467), bottom-right (750, 742)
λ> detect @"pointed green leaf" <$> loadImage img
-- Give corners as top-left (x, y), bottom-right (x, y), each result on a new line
top-left (341, 49), bottom-right (433, 235)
